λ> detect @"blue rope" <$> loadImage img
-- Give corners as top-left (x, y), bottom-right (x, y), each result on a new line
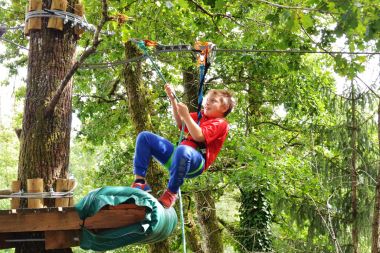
top-left (197, 65), bottom-right (205, 123)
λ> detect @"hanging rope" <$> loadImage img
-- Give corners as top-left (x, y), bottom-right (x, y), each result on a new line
top-left (133, 39), bottom-right (187, 253)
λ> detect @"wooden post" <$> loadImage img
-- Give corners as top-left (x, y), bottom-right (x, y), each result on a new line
top-left (24, 5), bottom-right (30, 35)
top-left (10, 181), bottom-right (21, 209)
top-left (74, 3), bottom-right (85, 36)
top-left (68, 179), bottom-right (75, 206)
top-left (47, 0), bottom-right (68, 31)
top-left (28, 0), bottom-right (42, 31)
top-left (55, 179), bottom-right (69, 207)
top-left (27, 178), bottom-right (43, 208)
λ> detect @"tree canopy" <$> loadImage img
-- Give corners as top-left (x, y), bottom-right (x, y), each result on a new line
top-left (0, 0), bottom-right (380, 252)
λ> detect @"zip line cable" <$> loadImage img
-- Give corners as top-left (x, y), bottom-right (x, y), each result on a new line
top-left (0, 24), bottom-right (28, 51)
top-left (0, 37), bottom-right (28, 51)
top-left (79, 44), bottom-right (380, 69)
top-left (215, 48), bottom-right (380, 55)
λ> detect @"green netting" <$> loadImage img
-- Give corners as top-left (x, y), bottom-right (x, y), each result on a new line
top-left (75, 186), bottom-right (177, 251)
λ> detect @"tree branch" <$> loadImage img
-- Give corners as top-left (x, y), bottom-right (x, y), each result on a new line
top-left (45, 0), bottom-right (111, 117)
top-left (74, 93), bottom-right (126, 103)
top-left (256, 0), bottom-right (325, 12)
top-left (254, 121), bottom-right (299, 132)
top-left (355, 75), bottom-right (380, 99)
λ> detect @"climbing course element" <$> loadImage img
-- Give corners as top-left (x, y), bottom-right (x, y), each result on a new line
top-left (194, 41), bottom-right (216, 123)
top-left (75, 186), bottom-right (178, 251)
top-left (0, 203), bottom-right (146, 250)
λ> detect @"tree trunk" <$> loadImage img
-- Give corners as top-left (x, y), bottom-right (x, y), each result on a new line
top-left (182, 65), bottom-right (223, 252)
top-left (195, 190), bottom-right (223, 253)
top-left (183, 67), bottom-right (198, 111)
top-left (16, 1), bottom-right (77, 252)
top-left (371, 101), bottom-right (380, 253)
top-left (186, 210), bottom-right (204, 253)
top-left (350, 82), bottom-right (359, 253)
top-left (182, 67), bottom-right (204, 253)
top-left (123, 40), bottom-right (169, 253)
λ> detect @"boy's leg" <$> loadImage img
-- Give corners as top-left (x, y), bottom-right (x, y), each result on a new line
top-left (133, 131), bottom-right (174, 178)
top-left (167, 145), bottom-right (205, 193)
top-left (159, 145), bottom-right (204, 208)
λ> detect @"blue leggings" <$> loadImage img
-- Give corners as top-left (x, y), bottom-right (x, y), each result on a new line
top-left (133, 131), bottom-right (205, 193)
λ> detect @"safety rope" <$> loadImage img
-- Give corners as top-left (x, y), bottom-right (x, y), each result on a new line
top-left (134, 39), bottom-right (187, 253)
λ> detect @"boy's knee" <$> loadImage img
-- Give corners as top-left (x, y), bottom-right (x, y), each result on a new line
top-left (137, 131), bottom-right (151, 142)
top-left (175, 145), bottom-right (192, 159)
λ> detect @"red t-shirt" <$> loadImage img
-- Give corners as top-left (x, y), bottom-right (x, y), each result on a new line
top-left (180, 112), bottom-right (229, 170)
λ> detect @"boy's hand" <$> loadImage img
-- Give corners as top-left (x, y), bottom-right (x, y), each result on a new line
top-left (165, 84), bottom-right (175, 100)
top-left (177, 103), bottom-right (189, 117)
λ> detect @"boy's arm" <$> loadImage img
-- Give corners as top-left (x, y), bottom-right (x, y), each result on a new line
top-left (177, 103), bottom-right (205, 142)
top-left (170, 97), bottom-right (183, 128)
top-left (165, 84), bottom-right (182, 127)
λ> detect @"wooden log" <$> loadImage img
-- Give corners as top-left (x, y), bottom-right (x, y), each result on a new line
top-left (47, 0), bottom-right (68, 31)
top-left (68, 179), bottom-right (75, 206)
top-left (74, 3), bottom-right (85, 36)
top-left (27, 178), bottom-right (43, 208)
top-left (55, 179), bottom-right (69, 207)
top-left (11, 181), bottom-right (21, 209)
top-left (24, 5), bottom-right (30, 35)
top-left (28, 0), bottom-right (42, 30)
top-left (0, 204), bottom-right (146, 233)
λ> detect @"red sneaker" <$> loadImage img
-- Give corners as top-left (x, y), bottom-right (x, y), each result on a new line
top-left (158, 189), bottom-right (177, 208)
top-left (131, 182), bottom-right (152, 192)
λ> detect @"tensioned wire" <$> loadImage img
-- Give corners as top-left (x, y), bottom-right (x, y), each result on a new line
top-left (80, 47), bottom-right (380, 69)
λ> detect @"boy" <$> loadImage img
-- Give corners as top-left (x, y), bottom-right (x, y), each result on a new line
top-left (131, 84), bottom-right (235, 208)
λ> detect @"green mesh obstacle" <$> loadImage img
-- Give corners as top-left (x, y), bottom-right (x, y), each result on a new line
top-left (75, 186), bottom-right (177, 251)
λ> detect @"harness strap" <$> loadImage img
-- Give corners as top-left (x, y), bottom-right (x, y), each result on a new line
top-left (163, 147), bottom-right (205, 176)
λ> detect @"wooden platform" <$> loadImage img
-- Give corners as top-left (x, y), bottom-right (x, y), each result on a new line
top-left (0, 204), bottom-right (146, 250)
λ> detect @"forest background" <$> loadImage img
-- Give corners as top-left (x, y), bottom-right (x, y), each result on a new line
top-left (0, 0), bottom-right (380, 252)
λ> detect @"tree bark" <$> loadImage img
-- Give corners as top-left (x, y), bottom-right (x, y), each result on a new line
top-left (350, 82), bottom-right (359, 253)
top-left (182, 67), bottom-right (204, 253)
top-left (371, 101), bottom-right (380, 253)
top-left (195, 190), bottom-right (224, 253)
top-left (123, 40), bottom-right (169, 253)
top-left (182, 65), bottom-right (223, 252)
top-left (16, 1), bottom-right (78, 252)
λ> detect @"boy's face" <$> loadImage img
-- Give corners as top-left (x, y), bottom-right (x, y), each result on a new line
top-left (203, 94), bottom-right (228, 118)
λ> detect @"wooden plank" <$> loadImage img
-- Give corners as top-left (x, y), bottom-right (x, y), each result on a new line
top-left (45, 230), bottom-right (80, 249)
top-left (0, 204), bottom-right (146, 233)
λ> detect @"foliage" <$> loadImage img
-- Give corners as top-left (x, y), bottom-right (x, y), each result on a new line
top-left (1, 0), bottom-right (380, 252)
top-left (238, 180), bottom-right (273, 252)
